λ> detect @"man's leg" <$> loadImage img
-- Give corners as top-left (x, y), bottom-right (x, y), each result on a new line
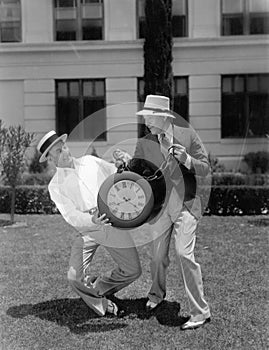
top-left (173, 209), bottom-right (210, 321)
top-left (147, 226), bottom-right (172, 305)
top-left (68, 230), bottom-right (141, 316)
top-left (67, 235), bottom-right (110, 316)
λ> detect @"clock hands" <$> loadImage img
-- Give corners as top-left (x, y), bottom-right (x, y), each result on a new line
top-left (123, 196), bottom-right (139, 210)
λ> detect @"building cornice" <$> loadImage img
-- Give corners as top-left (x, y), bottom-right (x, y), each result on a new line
top-left (0, 35), bottom-right (268, 53)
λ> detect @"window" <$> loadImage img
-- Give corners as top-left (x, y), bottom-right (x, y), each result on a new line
top-left (222, 0), bottom-right (269, 35)
top-left (54, 0), bottom-right (104, 41)
top-left (0, 0), bottom-right (21, 42)
top-left (173, 76), bottom-right (189, 123)
top-left (221, 74), bottom-right (269, 138)
top-left (56, 79), bottom-right (106, 141)
top-left (138, 0), bottom-right (187, 39)
top-left (137, 76), bottom-right (189, 136)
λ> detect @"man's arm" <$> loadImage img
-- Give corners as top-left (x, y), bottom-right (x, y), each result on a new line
top-left (188, 133), bottom-right (210, 176)
top-left (172, 132), bottom-right (210, 177)
top-left (48, 182), bottom-right (102, 234)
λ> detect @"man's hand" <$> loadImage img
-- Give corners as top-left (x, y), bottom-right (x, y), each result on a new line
top-left (92, 209), bottom-right (111, 226)
top-left (170, 144), bottom-right (188, 164)
top-left (113, 149), bottom-right (132, 169)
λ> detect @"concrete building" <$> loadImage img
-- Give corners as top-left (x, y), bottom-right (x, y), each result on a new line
top-left (0, 0), bottom-right (268, 170)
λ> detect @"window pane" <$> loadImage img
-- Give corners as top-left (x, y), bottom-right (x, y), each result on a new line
top-left (172, 15), bottom-right (186, 37)
top-left (83, 0), bottom-right (103, 4)
top-left (56, 19), bottom-right (76, 40)
top-left (138, 0), bottom-right (145, 17)
top-left (83, 99), bottom-right (106, 140)
top-left (222, 94), bottom-right (245, 137)
top-left (95, 80), bottom-right (104, 96)
top-left (81, 3), bottom-right (102, 18)
top-left (138, 79), bottom-right (145, 101)
top-left (173, 0), bottom-right (186, 15)
top-left (223, 77), bottom-right (233, 93)
top-left (0, 0), bottom-right (21, 42)
top-left (58, 82), bottom-right (68, 97)
top-left (82, 19), bottom-right (102, 39)
top-left (222, 15), bottom-right (244, 35)
top-left (174, 77), bottom-right (189, 122)
top-left (175, 78), bottom-right (187, 94)
top-left (57, 98), bottom-right (80, 135)
top-left (70, 81), bottom-right (79, 97)
top-left (249, 0), bottom-right (269, 12)
top-left (83, 81), bottom-right (94, 96)
top-left (56, 0), bottom-right (76, 7)
top-left (2, 0), bottom-right (20, 4)
top-left (260, 75), bottom-right (269, 92)
top-left (234, 76), bottom-right (244, 92)
top-left (247, 76), bottom-right (259, 92)
top-left (222, 0), bottom-right (243, 14)
top-left (173, 95), bottom-right (188, 122)
top-left (0, 21), bottom-right (20, 42)
top-left (248, 94), bottom-right (269, 136)
top-left (250, 13), bottom-right (269, 34)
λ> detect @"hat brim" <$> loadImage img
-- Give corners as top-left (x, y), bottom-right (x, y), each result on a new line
top-left (136, 109), bottom-right (176, 118)
top-left (39, 134), bottom-right (68, 163)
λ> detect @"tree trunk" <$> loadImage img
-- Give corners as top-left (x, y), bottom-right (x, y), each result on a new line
top-left (144, 0), bottom-right (173, 98)
top-left (10, 186), bottom-right (16, 224)
top-left (141, 0), bottom-right (173, 137)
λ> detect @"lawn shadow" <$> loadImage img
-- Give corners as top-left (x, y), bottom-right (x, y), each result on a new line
top-left (109, 296), bottom-right (187, 327)
top-left (6, 298), bottom-right (127, 334)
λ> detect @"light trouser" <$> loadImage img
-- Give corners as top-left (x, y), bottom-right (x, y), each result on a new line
top-left (148, 188), bottom-right (210, 321)
top-left (67, 228), bottom-right (141, 316)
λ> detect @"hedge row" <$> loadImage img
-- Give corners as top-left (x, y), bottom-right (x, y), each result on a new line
top-left (212, 173), bottom-right (269, 186)
top-left (0, 185), bottom-right (268, 216)
top-left (16, 172), bottom-right (269, 187)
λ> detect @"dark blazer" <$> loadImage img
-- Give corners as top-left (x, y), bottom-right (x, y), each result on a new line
top-left (128, 125), bottom-right (210, 219)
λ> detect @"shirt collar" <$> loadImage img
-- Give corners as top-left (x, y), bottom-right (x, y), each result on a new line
top-left (158, 124), bottom-right (173, 141)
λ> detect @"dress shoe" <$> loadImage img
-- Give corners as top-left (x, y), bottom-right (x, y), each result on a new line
top-left (180, 317), bottom-right (211, 330)
top-left (106, 300), bottom-right (126, 318)
top-left (146, 300), bottom-right (160, 311)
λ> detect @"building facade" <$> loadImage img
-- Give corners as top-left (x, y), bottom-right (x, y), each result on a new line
top-left (0, 0), bottom-right (268, 169)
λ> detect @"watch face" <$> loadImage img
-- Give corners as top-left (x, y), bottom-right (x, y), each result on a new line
top-left (107, 180), bottom-right (146, 220)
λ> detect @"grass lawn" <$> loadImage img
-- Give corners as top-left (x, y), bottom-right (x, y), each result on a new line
top-left (0, 214), bottom-right (268, 350)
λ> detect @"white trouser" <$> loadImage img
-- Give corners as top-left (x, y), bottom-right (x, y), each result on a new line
top-left (148, 188), bottom-right (210, 320)
top-left (68, 228), bottom-right (141, 316)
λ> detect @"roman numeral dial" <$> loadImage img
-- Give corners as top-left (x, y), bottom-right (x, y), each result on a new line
top-left (107, 180), bottom-right (146, 220)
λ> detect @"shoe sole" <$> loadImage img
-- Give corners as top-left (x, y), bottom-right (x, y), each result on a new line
top-left (180, 317), bottom-right (211, 330)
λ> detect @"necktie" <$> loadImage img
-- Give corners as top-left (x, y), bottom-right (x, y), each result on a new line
top-left (159, 133), bottom-right (170, 158)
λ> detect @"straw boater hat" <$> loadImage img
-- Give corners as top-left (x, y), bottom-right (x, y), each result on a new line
top-left (136, 94), bottom-right (175, 118)
top-left (37, 130), bottom-right (67, 163)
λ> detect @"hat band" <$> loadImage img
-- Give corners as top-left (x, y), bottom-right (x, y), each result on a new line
top-left (40, 134), bottom-right (60, 154)
top-left (143, 107), bottom-right (170, 113)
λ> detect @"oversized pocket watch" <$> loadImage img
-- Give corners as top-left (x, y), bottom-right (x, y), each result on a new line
top-left (97, 171), bottom-right (154, 228)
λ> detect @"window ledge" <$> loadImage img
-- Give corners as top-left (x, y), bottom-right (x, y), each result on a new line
top-left (173, 35), bottom-right (269, 48)
top-left (220, 137), bottom-right (268, 144)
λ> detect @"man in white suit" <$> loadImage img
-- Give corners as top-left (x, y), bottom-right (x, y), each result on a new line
top-left (37, 131), bottom-right (141, 317)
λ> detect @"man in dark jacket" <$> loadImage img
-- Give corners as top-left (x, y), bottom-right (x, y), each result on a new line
top-left (118, 95), bottom-right (211, 330)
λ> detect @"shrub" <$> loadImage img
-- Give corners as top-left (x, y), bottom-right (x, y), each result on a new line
top-left (212, 173), bottom-right (269, 186)
top-left (0, 186), bottom-right (58, 214)
top-left (0, 185), bottom-right (268, 216)
top-left (206, 186), bottom-right (269, 215)
top-left (0, 123), bottom-right (34, 223)
top-left (28, 149), bottom-right (48, 173)
top-left (21, 172), bottom-right (53, 185)
top-left (243, 151), bottom-right (269, 174)
top-left (208, 153), bottom-right (226, 173)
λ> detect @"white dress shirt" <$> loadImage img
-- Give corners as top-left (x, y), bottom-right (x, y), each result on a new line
top-left (48, 155), bottom-right (116, 234)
